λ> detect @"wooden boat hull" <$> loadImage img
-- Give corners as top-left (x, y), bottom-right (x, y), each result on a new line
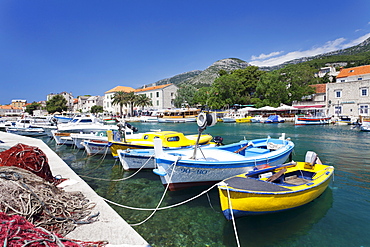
top-left (218, 162), bottom-right (334, 219)
top-left (295, 115), bottom-right (331, 125)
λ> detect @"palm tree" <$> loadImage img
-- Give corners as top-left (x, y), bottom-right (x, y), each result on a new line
top-left (123, 92), bottom-right (138, 117)
top-left (112, 91), bottom-right (127, 117)
top-left (135, 94), bottom-right (152, 112)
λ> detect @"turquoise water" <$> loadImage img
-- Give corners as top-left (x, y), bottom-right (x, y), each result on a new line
top-left (40, 122), bottom-right (370, 247)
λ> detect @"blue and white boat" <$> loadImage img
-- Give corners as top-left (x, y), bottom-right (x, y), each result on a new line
top-left (153, 133), bottom-right (294, 191)
top-left (264, 115), bottom-right (285, 123)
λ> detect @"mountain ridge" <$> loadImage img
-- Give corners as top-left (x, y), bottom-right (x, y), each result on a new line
top-left (147, 37), bottom-right (370, 87)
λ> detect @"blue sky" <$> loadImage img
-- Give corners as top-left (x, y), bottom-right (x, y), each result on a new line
top-left (1, 0), bottom-right (370, 105)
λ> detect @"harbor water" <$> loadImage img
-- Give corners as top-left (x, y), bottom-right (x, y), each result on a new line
top-left (39, 122), bottom-right (370, 247)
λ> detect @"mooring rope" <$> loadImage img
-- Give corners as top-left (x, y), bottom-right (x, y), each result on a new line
top-left (100, 182), bottom-right (219, 211)
top-left (128, 158), bottom-right (179, 226)
top-left (80, 154), bottom-right (154, 181)
top-left (225, 185), bottom-right (241, 247)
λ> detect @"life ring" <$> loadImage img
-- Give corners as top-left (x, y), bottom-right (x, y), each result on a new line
top-left (197, 112), bottom-right (217, 128)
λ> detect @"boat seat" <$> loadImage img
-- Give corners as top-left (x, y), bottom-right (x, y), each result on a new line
top-left (245, 147), bottom-right (270, 155)
top-left (266, 168), bottom-right (286, 182)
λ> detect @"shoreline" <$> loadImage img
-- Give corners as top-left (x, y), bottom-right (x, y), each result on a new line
top-left (0, 131), bottom-right (150, 247)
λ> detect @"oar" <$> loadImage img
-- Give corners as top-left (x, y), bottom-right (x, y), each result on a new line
top-left (244, 161), bottom-right (297, 177)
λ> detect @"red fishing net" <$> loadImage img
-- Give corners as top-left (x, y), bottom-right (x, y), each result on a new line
top-left (0, 212), bottom-right (107, 247)
top-left (0, 143), bottom-right (56, 183)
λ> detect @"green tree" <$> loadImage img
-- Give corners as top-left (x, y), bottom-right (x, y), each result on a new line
top-left (25, 101), bottom-right (41, 115)
top-left (135, 94), bottom-right (152, 110)
top-left (91, 105), bottom-right (103, 114)
top-left (256, 64), bottom-right (316, 107)
top-left (112, 91), bottom-right (128, 116)
top-left (208, 66), bottom-right (265, 109)
top-left (46, 95), bottom-right (67, 114)
top-left (174, 84), bottom-right (198, 107)
top-left (123, 92), bottom-right (138, 116)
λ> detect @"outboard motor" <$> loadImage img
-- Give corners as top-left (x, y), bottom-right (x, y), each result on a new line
top-left (213, 136), bottom-right (224, 146)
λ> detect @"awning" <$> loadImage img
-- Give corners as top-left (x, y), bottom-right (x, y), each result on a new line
top-left (293, 105), bottom-right (325, 109)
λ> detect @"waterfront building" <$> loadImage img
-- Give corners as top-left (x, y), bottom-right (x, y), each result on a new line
top-left (135, 83), bottom-right (178, 111)
top-left (47, 92), bottom-right (74, 112)
top-left (11, 99), bottom-right (27, 108)
top-left (0, 105), bottom-right (23, 116)
top-left (104, 86), bottom-right (135, 115)
top-left (326, 65), bottom-right (370, 117)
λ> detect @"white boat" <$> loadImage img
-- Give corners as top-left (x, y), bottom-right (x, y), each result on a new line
top-left (81, 139), bottom-right (111, 155)
top-left (153, 133), bottom-right (294, 191)
top-left (5, 117), bottom-right (56, 137)
top-left (6, 126), bottom-right (46, 136)
top-left (250, 115), bottom-right (265, 123)
top-left (52, 115), bottom-right (131, 145)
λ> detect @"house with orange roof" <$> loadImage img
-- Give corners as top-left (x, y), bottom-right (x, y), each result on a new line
top-left (103, 86), bottom-right (135, 115)
top-left (134, 83), bottom-right (178, 111)
top-left (336, 65), bottom-right (370, 83)
top-left (326, 65), bottom-right (370, 117)
top-left (0, 105), bottom-right (23, 116)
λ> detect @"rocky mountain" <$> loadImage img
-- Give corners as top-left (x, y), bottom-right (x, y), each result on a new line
top-left (184, 58), bottom-right (250, 86)
top-left (147, 37), bottom-right (370, 87)
top-left (261, 36), bottom-right (370, 71)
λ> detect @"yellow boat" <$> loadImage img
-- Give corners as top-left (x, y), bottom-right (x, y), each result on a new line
top-left (235, 116), bottom-right (253, 123)
top-left (218, 151), bottom-right (334, 220)
top-left (107, 130), bottom-right (213, 158)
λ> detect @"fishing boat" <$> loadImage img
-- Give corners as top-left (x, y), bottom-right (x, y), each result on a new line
top-left (294, 113), bottom-right (331, 125)
top-left (107, 129), bottom-right (214, 158)
top-left (153, 133), bottom-right (294, 191)
top-left (250, 115), bottom-right (265, 123)
top-left (82, 139), bottom-right (111, 155)
top-left (6, 126), bottom-right (46, 136)
top-left (359, 116), bottom-right (370, 132)
top-left (217, 151), bottom-right (334, 219)
top-left (117, 136), bottom-right (224, 170)
top-left (263, 115), bottom-right (285, 123)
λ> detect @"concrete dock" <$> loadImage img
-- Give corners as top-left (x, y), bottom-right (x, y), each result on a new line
top-left (0, 132), bottom-right (150, 247)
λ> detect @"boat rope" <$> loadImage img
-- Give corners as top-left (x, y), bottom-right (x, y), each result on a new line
top-left (225, 184), bottom-right (240, 247)
top-left (129, 159), bottom-right (178, 226)
top-left (100, 182), bottom-right (219, 211)
top-left (80, 155), bottom-right (154, 181)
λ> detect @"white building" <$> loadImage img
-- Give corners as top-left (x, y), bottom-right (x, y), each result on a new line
top-left (135, 83), bottom-right (178, 110)
top-left (103, 86), bottom-right (135, 115)
top-left (326, 65), bottom-right (370, 117)
top-left (47, 92), bottom-right (74, 111)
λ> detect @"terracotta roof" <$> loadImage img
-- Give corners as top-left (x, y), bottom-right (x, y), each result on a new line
top-left (105, 86), bottom-right (135, 94)
top-left (337, 65), bottom-right (370, 78)
top-left (310, 84), bottom-right (326, 94)
top-left (0, 105), bottom-right (22, 110)
top-left (135, 84), bottom-right (173, 93)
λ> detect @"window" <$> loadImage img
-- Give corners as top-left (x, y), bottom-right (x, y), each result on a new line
top-left (335, 90), bottom-right (342, 98)
top-left (156, 100), bottom-right (159, 106)
top-left (156, 92), bottom-right (160, 97)
top-left (150, 93), bottom-right (152, 98)
top-left (359, 105), bottom-right (369, 115)
top-left (358, 77), bottom-right (363, 81)
top-left (360, 88), bottom-right (368, 96)
top-left (334, 105), bottom-right (342, 115)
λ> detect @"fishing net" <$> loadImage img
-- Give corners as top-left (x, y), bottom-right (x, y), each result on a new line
top-left (0, 143), bottom-right (56, 184)
top-left (0, 165), bottom-right (99, 236)
top-left (0, 212), bottom-right (107, 247)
